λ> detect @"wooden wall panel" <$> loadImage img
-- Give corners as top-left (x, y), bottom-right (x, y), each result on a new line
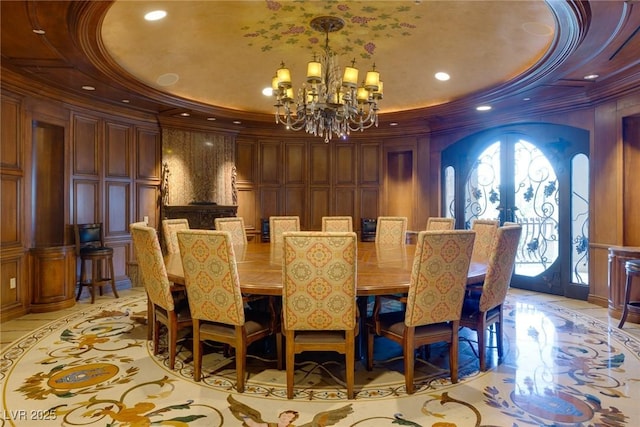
top-left (360, 143), bottom-right (380, 184)
top-left (236, 140), bottom-right (256, 184)
top-left (106, 122), bottom-right (131, 178)
top-left (73, 115), bottom-right (99, 176)
top-left (284, 187), bottom-right (305, 220)
top-left (285, 143), bottom-right (306, 184)
top-left (360, 188), bottom-right (379, 221)
top-left (260, 142), bottom-right (281, 184)
top-left (310, 143), bottom-right (330, 185)
top-left (237, 188), bottom-right (257, 229)
top-left (0, 176), bottom-right (20, 246)
top-left (623, 116), bottom-right (640, 246)
top-left (1, 97), bottom-right (20, 169)
top-left (334, 188), bottom-right (356, 218)
top-left (385, 149), bottom-right (414, 225)
top-left (309, 188), bottom-right (330, 230)
top-left (74, 180), bottom-right (99, 224)
top-left (136, 128), bottom-right (160, 180)
top-left (0, 256), bottom-right (22, 309)
top-left (260, 187), bottom-right (280, 219)
top-left (136, 184), bottom-right (159, 228)
top-left (335, 143), bottom-right (356, 185)
top-left (106, 181), bottom-right (130, 236)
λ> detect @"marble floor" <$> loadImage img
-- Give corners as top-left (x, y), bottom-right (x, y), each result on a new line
top-left (3, 286), bottom-right (640, 425)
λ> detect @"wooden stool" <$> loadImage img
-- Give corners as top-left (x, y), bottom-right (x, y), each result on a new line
top-left (75, 223), bottom-right (119, 304)
top-left (617, 259), bottom-right (640, 328)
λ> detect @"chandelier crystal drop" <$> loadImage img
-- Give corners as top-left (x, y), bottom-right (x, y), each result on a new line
top-left (271, 16), bottom-right (383, 143)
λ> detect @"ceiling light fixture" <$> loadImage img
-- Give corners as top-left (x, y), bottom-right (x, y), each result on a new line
top-left (271, 16), bottom-right (383, 143)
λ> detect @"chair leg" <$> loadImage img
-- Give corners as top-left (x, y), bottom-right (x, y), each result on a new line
top-left (346, 330), bottom-right (355, 399)
top-left (153, 317), bottom-right (161, 356)
top-left (76, 258), bottom-right (86, 301)
top-left (478, 317), bottom-right (487, 371)
top-left (168, 315), bottom-right (177, 370)
top-left (285, 330), bottom-right (295, 399)
top-left (193, 320), bottom-right (202, 382)
top-left (404, 327), bottom-right (415, 394)
top-left (146, 296), bottom-right (153, 341)
top-left (496, 310), bottom-right (504, 360)
top-left (108, 257), bottom-right (119, 298)
top-left (450, 323), bottom-right (459, 383)
top-left (236, 331), bottom-right (246, 393)
top-left (89, 260), bottom-right (97, 304)
top-left (276, 332), bottom-right (283, 371)
top-left (619, 273), bottom-right (633, 328)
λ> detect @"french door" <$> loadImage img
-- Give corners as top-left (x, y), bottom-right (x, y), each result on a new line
top-left (441, 124), bottom-right (589, 298)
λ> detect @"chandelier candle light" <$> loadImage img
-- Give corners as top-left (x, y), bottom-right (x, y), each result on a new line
top-left (271, 16), bottom-right (383, 143)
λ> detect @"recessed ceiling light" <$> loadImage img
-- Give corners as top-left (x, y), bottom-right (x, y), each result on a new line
top-left (435, 72), bottom-right (450, 81)
top-left (584, 74), bottom-right (599, 80)
top-left (390, 122), bottom-right (399, 126)
top-left (81, 85), bottom-right (95, 91)
top-left (157, 73), bottom-right (179, 86)
top-left (476, 105), bottom-right (492, 111)
top-left (32, 29), bottom-right (45, 35)
top-left (180, 112), bottom-right (190, 117)
top-left (121, 99), bottom-right (130, 103)
top-left (262, 87), bottom-right (273, 96)
top-left (523, 97), bottom-right (531, 101)
top-left (207, 117), bottom-right (216, 121)
top-left (233, 120), bottom-right (242, 125)
top-left (144, 10), bottom-right (167, 21)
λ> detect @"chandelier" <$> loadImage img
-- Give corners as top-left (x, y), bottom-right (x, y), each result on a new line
top-left (271, 16), bottom-right (383, 143)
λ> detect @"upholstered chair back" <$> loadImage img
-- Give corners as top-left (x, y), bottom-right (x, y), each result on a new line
top-left (375, 216), bottom-right (408, 245)
top-left (321, 216), bottom-right (353, 232)
top-left (130, 225), bottom-right (175, 312)
top-left (162, 218), bottom-right (190, 254)
top-left (269, 216), bottom-right (300, 244)
top-left (470, 219), bottom-right (499, 264)
top-left (215, 217), bottom-right (247, 245)
top-left (282, 231), bottom-right (357, 331)
top-left (404, 230), bottom-right (475, 327)
top-left (478, 225), bottom-right (522, 313)
top-left (426, 217), bottom-right (455, 231)
top-left (177, 230), bottom-right (245, 325)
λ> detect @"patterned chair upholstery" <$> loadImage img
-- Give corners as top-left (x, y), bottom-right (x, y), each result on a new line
top-left (375, 216), bottom-right (408, 245)
top-left (367, 230), bottom-right (475, 393)
top-left (162, 218), bottom-right (190, 254)
top-left (269, 216), bottom-right (300, 244)
top-left (461, 224), bottom-right (522, 371)
top-left (214, 217), bottom-right (248, 245)
top-left (130, 224), bottom-right (191, 370)
top-left (177, 229), bottom-right (279, 392)
top-left (470, 219), bottom-right (499, 264)
top-left (426, 217), bottom-right (455, 230)
top-left (282, 231), bottom-right (358, 399)
top-left (321, 216), bottom-right (353, 232)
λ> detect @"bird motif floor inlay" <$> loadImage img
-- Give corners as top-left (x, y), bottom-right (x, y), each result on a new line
top-left (1, 290), bottom-right (639, 426)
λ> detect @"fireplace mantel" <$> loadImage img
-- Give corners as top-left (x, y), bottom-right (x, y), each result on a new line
top-left (163, 204), bottom-right (237, 230)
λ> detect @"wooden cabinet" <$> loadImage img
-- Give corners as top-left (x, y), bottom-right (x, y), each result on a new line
top-left (608, 246), bottom-right (640, 323)
top-left (29, 246), bottom-right (76, 312)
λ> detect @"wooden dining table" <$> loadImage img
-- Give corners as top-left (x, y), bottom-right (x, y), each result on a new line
top-left (165, 241), bottom-right (487, 359)
top-left (165, 241), bottom-right (487, 295)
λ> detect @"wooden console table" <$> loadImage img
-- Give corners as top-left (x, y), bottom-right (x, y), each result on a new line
top-left (163, 204), bottom-right (237, 230)
top-left (608, 246), bottom-right (640, 323)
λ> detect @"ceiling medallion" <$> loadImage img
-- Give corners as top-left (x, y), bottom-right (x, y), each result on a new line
top-left (271, 16), bottom-right (383, 143)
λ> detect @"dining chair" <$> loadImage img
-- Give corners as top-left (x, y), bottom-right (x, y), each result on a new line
top-left (460, 224), bottom-right (522, 371)
top-left (269, 216), bottom-right (300, 244)
top-left (177, 229), bottom-right (280, 392)
top-left (367, 230), bottom-right (475, 393)
top-left (74, 222), bottom-right (117, 304)
top-left (425, 217), bottom-right (455, 230)
top-left (282, 231), bottom-right (358, 399)
top-left (215, 216), bottom-right (248, 245)
top-left (130, 224), bottom-right (191, 370)
top-left (321, 216), bottom-right (353, 232)
top-left (375, 216), bottom-right (408, 245)
top-left (470, 219), bottom-right (499, 265)
top-left (162, 218), bottom-right (190, 255)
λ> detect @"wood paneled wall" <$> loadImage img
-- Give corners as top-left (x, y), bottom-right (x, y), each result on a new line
top-left (0, 88), bottom-right (161, 321)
